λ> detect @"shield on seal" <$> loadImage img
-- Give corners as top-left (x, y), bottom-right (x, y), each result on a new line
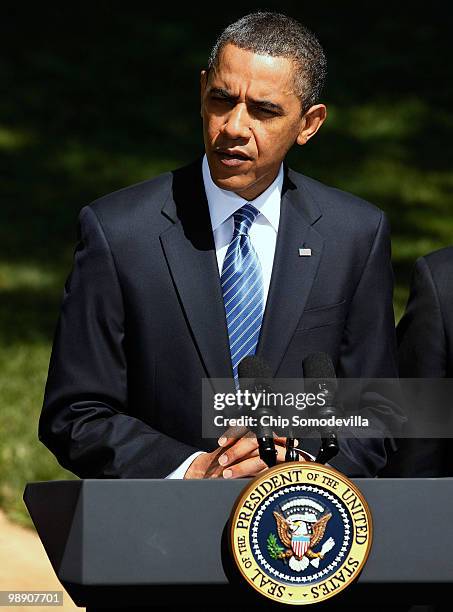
top-left (291, 534), bottom-right (310, 558)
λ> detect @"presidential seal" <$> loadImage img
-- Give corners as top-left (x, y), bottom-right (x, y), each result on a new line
top-left (230, 463), bottom-right (372, 605)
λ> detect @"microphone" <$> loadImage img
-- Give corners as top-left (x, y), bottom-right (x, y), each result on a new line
top-left (238, 356), bottom-right (278, 468)
top-left (303, 352), bottom-right (340, 464)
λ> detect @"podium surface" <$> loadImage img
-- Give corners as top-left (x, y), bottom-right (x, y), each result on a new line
top-left (24, 479), bottom-right (453, 607)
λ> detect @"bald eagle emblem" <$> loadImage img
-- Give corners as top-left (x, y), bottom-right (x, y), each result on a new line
top-left (267, 498), bottom-right (335, 572)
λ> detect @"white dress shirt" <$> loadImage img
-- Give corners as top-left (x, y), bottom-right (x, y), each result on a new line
top-left (166, 155), bottom-right (284, 478)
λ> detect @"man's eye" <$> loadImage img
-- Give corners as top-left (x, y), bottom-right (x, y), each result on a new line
top-left (211, 96), bottom-right (234, 105)
top-left (253, 107), bottom-right (279, 118)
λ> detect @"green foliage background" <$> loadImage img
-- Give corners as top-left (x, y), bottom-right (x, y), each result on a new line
top-left (1, 5), bottom-right (452, 526)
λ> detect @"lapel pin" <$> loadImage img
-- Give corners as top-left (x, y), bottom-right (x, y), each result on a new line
top-left (299, 248), bottom-right (312, 257)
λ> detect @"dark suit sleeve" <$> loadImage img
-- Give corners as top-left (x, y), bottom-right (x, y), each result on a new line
top-left (331, 211), bottom-right (404, 476)
top-left (389, 256), bottom-right (448, 476)
top-left (398, 256), bottom-right (447, 377)
top-left (39, 205), bottom-right (200, 478)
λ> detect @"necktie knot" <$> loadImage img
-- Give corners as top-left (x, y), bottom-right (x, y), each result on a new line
top-left (233, 203), bottom-right (260, 236)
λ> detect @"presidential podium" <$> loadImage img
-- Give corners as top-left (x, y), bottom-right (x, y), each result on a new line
top-left (23, 479), bottom-right (453, 608)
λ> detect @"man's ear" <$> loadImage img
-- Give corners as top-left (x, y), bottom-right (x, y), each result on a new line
top-left (296, 104), bottom-right (327, 146)
top-left (200, 70), bottom-right (208, 117)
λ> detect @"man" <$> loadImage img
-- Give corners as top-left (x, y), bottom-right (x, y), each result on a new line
top-left (386, 248), bottom-right (453, 476)
top-left (39, 12), bottom-right (400, 480)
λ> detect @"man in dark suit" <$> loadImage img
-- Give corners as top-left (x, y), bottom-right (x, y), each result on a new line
top-left (388, 248), bottom-right (453, 476)
top-left (39, 12), bottom-right (400, 480)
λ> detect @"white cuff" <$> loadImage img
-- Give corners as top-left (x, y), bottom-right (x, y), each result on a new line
top-left (165, 451), bottom-right (206, 479)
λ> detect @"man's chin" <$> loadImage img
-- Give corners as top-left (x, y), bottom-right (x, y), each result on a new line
top-left (212, 174), bottom-right (251, 194)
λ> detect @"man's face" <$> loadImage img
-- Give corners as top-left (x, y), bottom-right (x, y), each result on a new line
top-left (200, 44), bottom-right (308, 200)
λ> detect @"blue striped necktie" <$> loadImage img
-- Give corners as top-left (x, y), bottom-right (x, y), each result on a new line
top-left (220, 203), bottom-right (264, 386)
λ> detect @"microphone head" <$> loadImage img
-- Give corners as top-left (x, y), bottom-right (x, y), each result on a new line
top-left (303, 352), bottom-right (336, 380)
top-left (238, 355), bottom-right (272, 380)
top-left (238, 356), bottom-right (278, 441)
top-left (238, 356), bottom-right (272, 392)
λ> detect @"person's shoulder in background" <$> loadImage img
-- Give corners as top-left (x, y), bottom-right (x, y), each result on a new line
top-left (398, 246), bottom-right (453, 378)
top-left (382, 246), bottom-right (453, 477)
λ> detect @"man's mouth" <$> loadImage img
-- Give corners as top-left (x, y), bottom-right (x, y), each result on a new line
top-left (215, 149), bottom-right (253, 167)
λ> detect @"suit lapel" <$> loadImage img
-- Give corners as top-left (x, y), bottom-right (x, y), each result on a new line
top-left (257, 168), bottom-right (324, 376)
top-left (159, 160), bottom-right (324, 382)
top-left (159, 160), bottom-right (234, 383)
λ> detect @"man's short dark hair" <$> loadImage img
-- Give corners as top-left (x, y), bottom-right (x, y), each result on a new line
top-left (208, 12), bottom-right (327, 114)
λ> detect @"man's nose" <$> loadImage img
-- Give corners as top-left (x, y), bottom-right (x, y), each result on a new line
top-left (222, 103), bottom-right (251, 139)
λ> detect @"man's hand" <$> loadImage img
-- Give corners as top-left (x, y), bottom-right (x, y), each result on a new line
top-left (184, 429), bottom-right (303, 479)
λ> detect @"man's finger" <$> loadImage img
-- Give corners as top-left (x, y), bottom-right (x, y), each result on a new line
top-left (226, 440), bottom-right (302, 468)
top-left (241, 441), bottom-right (287, 460)
top-left (217, 426), bottom-right (251, 447)
top-left (218, 430), bottom-right (297, 449)
top-left (273, 435), bottom-right (298, 447)
top-left (222, 455), bottom-right (267, 479)
top-left (217, 435), bottom-right (259, 467)
top-left (276, 443), bottom-right (288, 463)
top-left (253, 442), bottom-right (289, 464)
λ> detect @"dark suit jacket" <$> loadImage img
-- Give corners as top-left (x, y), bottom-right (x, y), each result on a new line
top-left (39, 158), bottom-right (400, 478)
top-left (389, 248), bottom-right (453, 476)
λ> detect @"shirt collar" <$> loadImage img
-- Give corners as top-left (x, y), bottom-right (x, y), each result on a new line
top-left (202, 154), bottom-right (283, 232)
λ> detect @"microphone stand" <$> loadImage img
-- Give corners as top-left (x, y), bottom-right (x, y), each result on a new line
top-left (285, 435), bottom-right (299, 462)
top-left (315, 433), bottom-right (339, 464)
top-left (251, 383), bottom-right (278, 468)
top-left (315, 382), bottom-right (339, 464)
top-left (285, 383), bottom-right (340, 465)
top-left (257, 434), bottom-right (278, 468)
